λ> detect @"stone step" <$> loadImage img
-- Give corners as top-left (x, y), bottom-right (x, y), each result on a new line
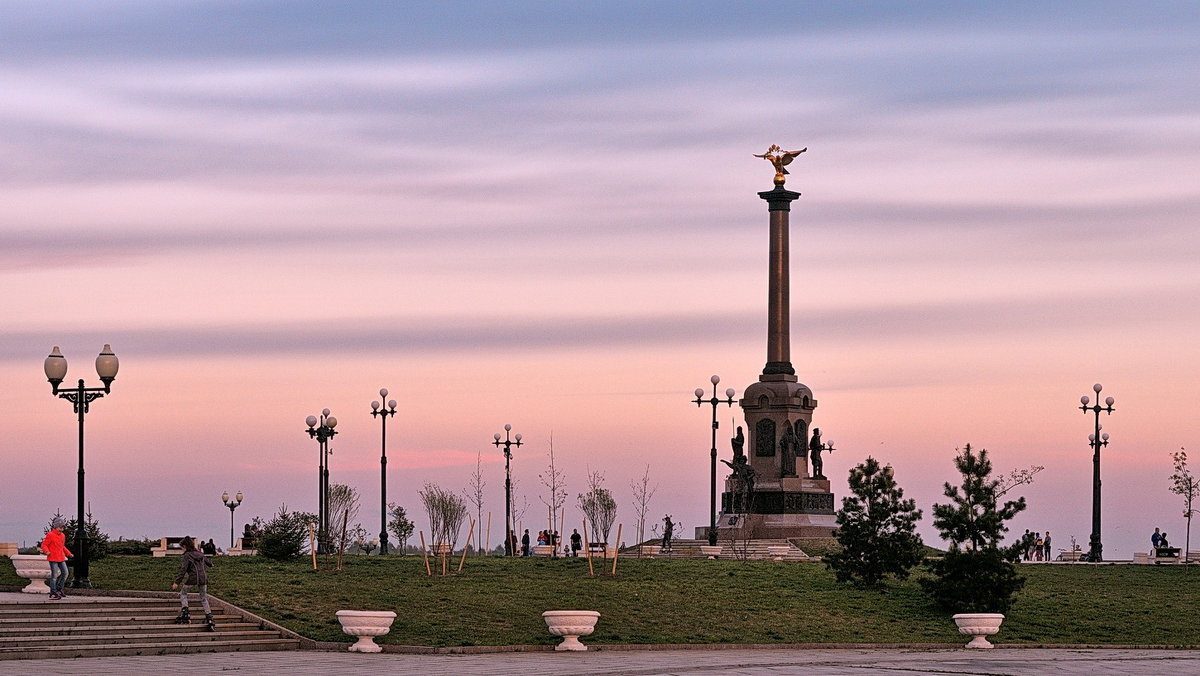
top-left (0, 599), bottom-right (177, 611)
top-left (0, 637), bottom-right (301, 661)
top-left (0, 622), bottom-right (261, 638)
top-left (0, 614), bottom-right (236, 629)
top-left (625, 538), bottom-right (814, 561)
top-left (0, 605), bottom-right (215, 618)
top-left (0, 593), bottom-right (300, 660)
top-left (0, 629), bottom-right (282, 648)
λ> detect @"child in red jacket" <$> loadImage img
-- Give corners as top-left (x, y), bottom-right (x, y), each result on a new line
top-left (40, 517), bottom-right (73, 600)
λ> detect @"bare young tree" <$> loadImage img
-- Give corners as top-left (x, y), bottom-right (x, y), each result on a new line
top-left (327, 483), bottom-right (361, 553)
top-left (630, 464), bottom-right (658, 550)
top-left (578, 469), bottom-right (618, 550)
top-left (538, 433), bottom-right (568, 538)
top-left (419, 483), bottom-right (468, 552)
top-left (1171, 448), bottom-right (1199, 565)
top-left (463, 450), bottom-right (487, 553)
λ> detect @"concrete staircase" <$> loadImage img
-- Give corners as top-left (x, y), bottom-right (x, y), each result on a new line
top-left (624, 538), bottom-right (815, 562)
top-left (0, 595), bottom-right (300, 660)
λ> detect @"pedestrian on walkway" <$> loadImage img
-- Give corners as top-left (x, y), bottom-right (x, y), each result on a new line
top-left (171, 536), bottom-right (215, 631)
top-left (570, 529), bottom-right (582, 557)
top-left (40, 517), bottom-right (72, 600)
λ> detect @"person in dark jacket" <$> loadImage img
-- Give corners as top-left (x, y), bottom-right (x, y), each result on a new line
top-left (171, 536), bottom-right (215, 630)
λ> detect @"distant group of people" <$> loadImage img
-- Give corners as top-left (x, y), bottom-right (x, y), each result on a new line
top-left (517, 528), bottom-right (588, 557)
top-left (1020, 529), bottom-right (1052, 561)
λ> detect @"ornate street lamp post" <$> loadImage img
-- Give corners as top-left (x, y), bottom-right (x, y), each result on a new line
top-left (305, 409), bottom-right (338, 554)
top-left (493, 424), bottom-right (523, 556)
top-left (370, 389), bottom-right (397, 555)
top-left (43, 344), bottom-right (119, 589)
top-left (693, 375), bottom-right (736, 547)
top-left (1080, 383), bottom-right (1115, 562)
top-left (221, 490), bottom-right (243, 550)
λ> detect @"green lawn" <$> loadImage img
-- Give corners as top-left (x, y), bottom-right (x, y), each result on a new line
top-left (4, 555), bottom-right (1198, 647)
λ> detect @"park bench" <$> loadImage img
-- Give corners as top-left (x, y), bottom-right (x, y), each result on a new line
top-left (226, 537), bottom-right (257, 556)
top-left (1055, 549), bottom-right (1083, 562)
top-left (150, 536), bottom-right (188, 557)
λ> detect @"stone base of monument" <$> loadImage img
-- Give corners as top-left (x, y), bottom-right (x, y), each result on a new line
top-left (700, 483), bottom-right (837, 540)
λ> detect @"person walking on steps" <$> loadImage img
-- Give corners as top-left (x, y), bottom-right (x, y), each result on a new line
top-left (40, 516), bottom-right (73, 600)
top-left (171, 536), bottom-right (215, 631)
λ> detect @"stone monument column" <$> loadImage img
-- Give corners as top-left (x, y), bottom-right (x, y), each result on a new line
top-left (713, 145), bottom-right (835, 541)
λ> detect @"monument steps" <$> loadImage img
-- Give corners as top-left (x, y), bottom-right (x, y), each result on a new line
top-left (624, 538), bottom-right (817, 562)
top-left (0, 596), bottom-right (300, 660)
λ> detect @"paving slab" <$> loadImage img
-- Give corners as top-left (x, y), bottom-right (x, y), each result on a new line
top-left (0, 647), bottom-right (1196, 675)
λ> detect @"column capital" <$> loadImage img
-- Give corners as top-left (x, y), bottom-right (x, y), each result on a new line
top-left (758, 186), bottom-right (801, 211)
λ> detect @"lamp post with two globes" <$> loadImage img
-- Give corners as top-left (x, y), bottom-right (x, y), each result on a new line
top-left (1080, 383), bottom-right (1115, 563)
top-left (43, 344), bottom-right (120, 589)
top-left (305, 409), bottom-right (338, 554)
top-left (493, 425), bottom-right (522, 556)
top-left (370, 389), bottom-right (397, 555)
top-left (221, 491), bottom-right (243, 550)
top-left (693, 375), bottom-right (737, 547)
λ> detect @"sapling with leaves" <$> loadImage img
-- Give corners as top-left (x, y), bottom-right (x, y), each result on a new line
top-left (1170, 448), bottom-right (1199, 565)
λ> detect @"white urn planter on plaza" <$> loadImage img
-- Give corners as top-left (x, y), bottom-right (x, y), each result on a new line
top-left (952, 613), bottom-right (1005, 648)
top-left (542, 610), bottom-right (600, 651)
top-left (335, 610), bottom-right (397, 653)
top-left (698, 545), bottom-right (723, 559)
top-left (10, 554), bottom-right (51, 594)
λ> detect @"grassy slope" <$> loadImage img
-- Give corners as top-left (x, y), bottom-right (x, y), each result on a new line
top-left (3, 555), bottom-right (1197, 647)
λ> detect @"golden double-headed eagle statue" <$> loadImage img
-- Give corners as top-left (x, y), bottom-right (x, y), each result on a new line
top-left (754, 144), bottom-right (806, 186)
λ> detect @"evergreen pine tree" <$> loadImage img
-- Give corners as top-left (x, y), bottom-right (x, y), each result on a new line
top-left (824, 457), bottom-right (924, 587)
top-left (921, 444), bottom-right (1027, 613)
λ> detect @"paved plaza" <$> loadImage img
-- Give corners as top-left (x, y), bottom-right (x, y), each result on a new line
top-left (2, 647), bottom-right (1197, 675)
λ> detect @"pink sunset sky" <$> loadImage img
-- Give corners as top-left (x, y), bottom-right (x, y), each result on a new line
top-left (3, 2), bottom-right (1199, 560)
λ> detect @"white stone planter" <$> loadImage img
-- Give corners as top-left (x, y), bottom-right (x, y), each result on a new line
top-left (335, 610), bottom-right (397, 653)
top-left (698, 545), bottom-right (722, 559)
top-left (10, 554), bottom-right (51, 594)
top-left (532, 544), bottom-right (555, 557)
top-left (952, 613), bottom-right (1005, 648)
top-left (542, 610), bottom-right (600, 651)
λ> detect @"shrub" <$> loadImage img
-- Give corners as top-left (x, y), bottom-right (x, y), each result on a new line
top-left (108, 538), bottom-right (156, 556)
top-left (824, 457), bottom-right (924, 588)
top-left (257, 505), bottom-right (315, 561)
top-left (923, 548), bottom-right (1025, 613)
